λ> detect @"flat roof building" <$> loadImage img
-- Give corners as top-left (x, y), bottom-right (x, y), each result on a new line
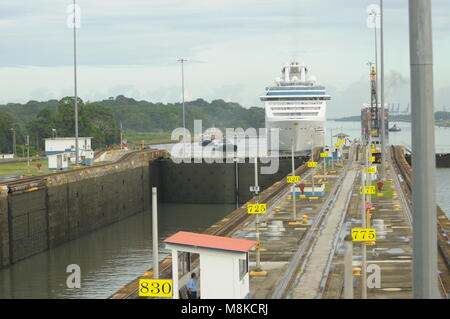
top-left (164, 231), bottom-right (257, 299)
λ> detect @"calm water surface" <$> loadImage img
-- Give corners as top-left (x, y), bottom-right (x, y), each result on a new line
top-left (0, 203), bottom-right (234, 299)
top-left (1, 121), bottom-right (449, 298)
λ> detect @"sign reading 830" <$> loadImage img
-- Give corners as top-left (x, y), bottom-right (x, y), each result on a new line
top-left (139, 279), bottom-right (173, 297)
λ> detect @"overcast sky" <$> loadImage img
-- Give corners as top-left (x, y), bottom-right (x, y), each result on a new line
top-left (0, 0), bottom-right (449, 117)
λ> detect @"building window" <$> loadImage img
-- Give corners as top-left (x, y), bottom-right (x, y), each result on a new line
top-left (239, 253), bottom-right (248, 281)
top-left (178, 252), bottom-right (191, 277)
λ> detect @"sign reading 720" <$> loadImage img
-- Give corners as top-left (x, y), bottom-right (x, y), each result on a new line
top-left (247, 204), bottom-right (267, 214)
top-left (139, 279), bottom-right (173, 297)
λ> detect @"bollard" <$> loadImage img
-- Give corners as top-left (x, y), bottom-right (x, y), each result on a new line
top-left (302, 215), bottom-right (308, 225)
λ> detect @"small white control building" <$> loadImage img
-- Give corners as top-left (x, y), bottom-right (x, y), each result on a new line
top-left (164, 231), bottom-right (257, 299)
top-left (48, 152), bottom-right (71, 170)
top-left (44, 137), bottom-right (93, 165)
top-left (0, 154), bottom-right (14, 159)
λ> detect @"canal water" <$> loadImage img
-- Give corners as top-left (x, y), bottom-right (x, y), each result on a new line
top-left (1, 120), bottom-right (449, 299)
top-left (325, 120), bottom-right (450, 219)
top-left (0, 203), bottom-right (234, 299)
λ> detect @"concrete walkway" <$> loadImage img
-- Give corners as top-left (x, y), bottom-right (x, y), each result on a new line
top-left (292, 164), bottom-right (358, 299)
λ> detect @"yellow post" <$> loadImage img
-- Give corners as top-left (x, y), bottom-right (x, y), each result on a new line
top-left (302, 215), bottom-right (308, 225)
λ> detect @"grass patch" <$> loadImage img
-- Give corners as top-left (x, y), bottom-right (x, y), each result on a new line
top-left (123, 131), bottom-right (173, 145)
top-left (0, 159), bottom-right (51, 177)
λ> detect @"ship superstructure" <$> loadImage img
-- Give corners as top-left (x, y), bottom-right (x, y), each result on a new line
top-left (261, 61), bottom-right (330, 153)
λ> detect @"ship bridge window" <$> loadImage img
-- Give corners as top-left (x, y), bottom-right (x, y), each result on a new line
top-left (270, 107), bottom-right (320, 111)
top-left (273, 112), bottom-right (319, 117)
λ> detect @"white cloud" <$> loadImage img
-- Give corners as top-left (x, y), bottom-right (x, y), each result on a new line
top-left (0, 0), bottom-right (449, 119)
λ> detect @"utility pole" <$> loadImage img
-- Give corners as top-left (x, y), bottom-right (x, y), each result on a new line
top-left (152, 187), bottom-right (159, 279)
top-left (380, 0), bottom-right (386, 180)
top-left (408, 0), bottom-right (439, 299)
top-left (254, 157), bottom-right (261, 271)
top-left (10, 128), bottom-right (16, 157)
top-left (361, 143), bottom-right (367, 299)
top-left (291, 125), bottom-right (297, 223)
top-left (178, 58), bottom-right (187, 157)
top-left (120, 122), bottom-right (123, 151)
top-left (311, 137), bottom-right (315, 196)
top-left (330, 128), bottom-right (335, 170)
top-left (73, 0), bottom-right (79, 166)
top-left (26, 135), bottom-right (30, 170)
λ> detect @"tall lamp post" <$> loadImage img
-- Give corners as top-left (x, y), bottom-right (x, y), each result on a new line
top-left (379, 0), bottom-right (386, 180)
top-left (178, 58), bottom-right (188, 156)
top-left (409, 0), bottom-right (439, 299)
top-left (72, 0), bottom-right (79, 166)
top-left (10, 128), bottom-right (16, 157)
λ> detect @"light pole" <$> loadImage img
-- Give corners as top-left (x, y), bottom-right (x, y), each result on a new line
top-left (26, 135), bottom-right (30, 171)
top-left (72, 0), bottom-right (79, 166)
top-left (52, 128), bottom-right (57, 139)
top-left (178, 58), bottom-right (187, 156)
top-left (10, 128), bottom-right (16, 157)
top-left (310, 134), bottom-right (315, 196)
top-left (409, 0), bottom-right (439, 299)
top-left (380, 0), bottom-right (386, 180)
top-left (253, 157), bottom-right (261, 271)
top-left (120, 122), bottom-right (123, 151)
top-left (291, 123), bottom-right (298, 223)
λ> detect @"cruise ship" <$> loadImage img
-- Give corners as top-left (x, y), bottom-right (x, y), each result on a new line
top-left (261, 61), bottom-right (330, 153)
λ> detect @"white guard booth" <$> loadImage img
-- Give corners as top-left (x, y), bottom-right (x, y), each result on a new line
top-left (48, 151), bottom-right (71, 170)
top-left (164, 231), bottom-right (257, 299)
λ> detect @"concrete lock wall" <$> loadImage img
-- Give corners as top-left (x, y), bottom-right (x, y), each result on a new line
top-left (155, 157), bottom-right (306, 204)
top-left (0, 150), bottom-right (169, 268)
top-left (0, 151), bottom-right (303, 267)
top-left (0, 186), bottom-right (10, 267)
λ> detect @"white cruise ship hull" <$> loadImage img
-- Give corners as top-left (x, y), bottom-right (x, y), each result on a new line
top-left (266, 119), bottom-right (325, 153)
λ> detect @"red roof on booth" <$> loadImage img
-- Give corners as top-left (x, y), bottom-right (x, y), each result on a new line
top-left (164, 231), bottom-right (257, 253)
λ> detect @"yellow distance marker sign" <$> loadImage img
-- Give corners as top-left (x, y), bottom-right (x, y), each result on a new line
top-left (364, 186), bottom-right (376, 194)
top-left (352, 229), bottom-right (376, 242)
top-left (139, 279), bottom-right (173, 297)
top-left (320, 152), bottom-right (329, 158)
top-left (308, 162), bottom-right (318, 168)
top-left (287, 176), bottom-right (300, 183)
top-left (364, 167), bottom-right (377, 174)
top-left (247, 204), bottom-right (267, 214)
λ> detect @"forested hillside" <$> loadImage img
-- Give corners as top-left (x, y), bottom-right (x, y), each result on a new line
top-left (0, 95), bottom-right (264, 154)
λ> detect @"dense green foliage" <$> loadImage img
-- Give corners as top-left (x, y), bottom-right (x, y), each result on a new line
top-left (0, 111), bottom-right (23, 154)
top-left (0, 95), bottom-right (264, 153)
top-left (96, 95), bottom-right (264, 133)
